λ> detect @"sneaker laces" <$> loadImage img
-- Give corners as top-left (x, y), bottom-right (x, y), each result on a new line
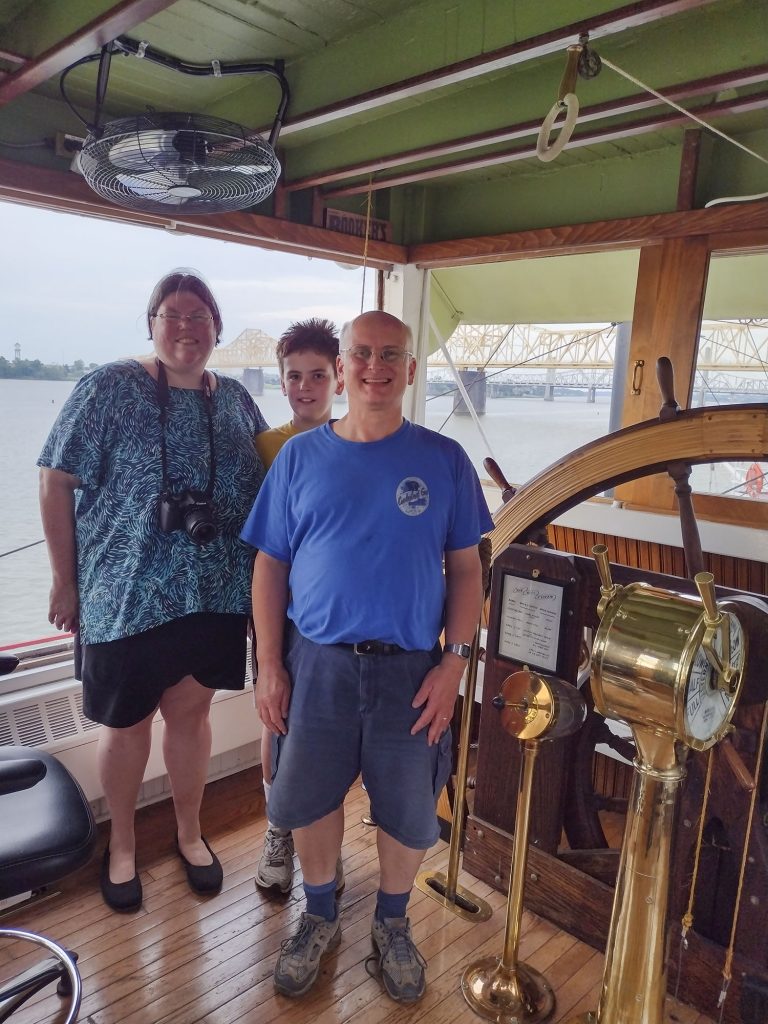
top-left (281, 916), bottom-right (315, 956)
top-left (384, 923), bottom-right (426, 971)
top-left (263, 830), bottom-right (291, 867)
top-left (366, 920), bottom-right (426, 979)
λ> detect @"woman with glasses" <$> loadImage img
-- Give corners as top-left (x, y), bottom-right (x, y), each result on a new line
top-left (38, 268), bottom-right (268, 912)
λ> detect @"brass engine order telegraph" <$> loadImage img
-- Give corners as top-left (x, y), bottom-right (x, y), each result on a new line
top-left (462, 668), bottom-right (587, 1024)
top-left (569, 546), bottom-right (747, 1024)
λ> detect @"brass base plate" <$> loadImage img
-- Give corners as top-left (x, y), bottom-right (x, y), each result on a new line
top-left (461, 956), bottom-right (555, 1023)
top-left (414, 870), bottom-right (493, 922)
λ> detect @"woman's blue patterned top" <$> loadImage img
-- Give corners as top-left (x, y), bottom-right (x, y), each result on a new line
top-left (38, 360), bottom-right (268, 644)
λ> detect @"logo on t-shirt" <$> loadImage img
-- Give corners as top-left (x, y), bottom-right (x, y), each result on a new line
top-left (396, 477), bottom-right (429, 516)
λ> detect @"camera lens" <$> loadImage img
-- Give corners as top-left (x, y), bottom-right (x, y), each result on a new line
top-left (183, 498), bottom-right (218, 545)
top-left (187, 516), bottom-right (217, 544)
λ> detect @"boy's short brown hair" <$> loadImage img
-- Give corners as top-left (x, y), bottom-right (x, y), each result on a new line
top-left (276, 318), bottom-right (339, 375)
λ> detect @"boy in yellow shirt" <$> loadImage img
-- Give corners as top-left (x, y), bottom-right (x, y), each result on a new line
top-left (255, 317), bottom-right (344, 893)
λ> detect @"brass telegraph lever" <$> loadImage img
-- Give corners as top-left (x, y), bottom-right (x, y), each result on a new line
top-left (592, 544), bottom-right (619, 616)
top-left (694, 571), bottom-right (736, 691)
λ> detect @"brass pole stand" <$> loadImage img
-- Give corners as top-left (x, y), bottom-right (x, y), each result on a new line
top-left (568, 550), bottom-right (748, 1024)
top-left (416, 630), bottom-right (492, 921)
top-left (568, 729), bottom-right (686, 1024)
top-left (462, 738), bottom-right (555, 1023)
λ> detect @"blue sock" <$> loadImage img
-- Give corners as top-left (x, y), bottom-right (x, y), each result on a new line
top-left (304, 877), bottom-right (338, 921)
top-left (376, 889), bottom-right (410, 921)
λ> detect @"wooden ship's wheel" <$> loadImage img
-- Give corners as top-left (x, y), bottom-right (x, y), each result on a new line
top-left (489, 402), bottom-right (768, 558)
top-left (460, 390), bottom-right (768, 1023)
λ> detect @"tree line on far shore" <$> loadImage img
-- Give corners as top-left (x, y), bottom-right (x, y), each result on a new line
top-left (0, 357), bottom-right (99, 380)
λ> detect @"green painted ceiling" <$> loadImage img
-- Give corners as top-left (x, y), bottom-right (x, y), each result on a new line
top-left (0, 0), bottom-right (766, 244)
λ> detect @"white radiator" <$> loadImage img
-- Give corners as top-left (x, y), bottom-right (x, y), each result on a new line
top-left (0, 675), bottom-right (261, 805)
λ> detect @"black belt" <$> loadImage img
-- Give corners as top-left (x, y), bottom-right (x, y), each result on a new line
top-left (339, 639), bottom-right (408, 656)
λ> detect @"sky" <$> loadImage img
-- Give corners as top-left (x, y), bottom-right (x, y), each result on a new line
top-left (0, 200), bottom-right (376, 366)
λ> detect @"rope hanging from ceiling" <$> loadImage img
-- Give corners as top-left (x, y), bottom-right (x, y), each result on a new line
top-left (536, 37), bottom-right (768, 176)
top-left (360, 175), bottom-right (373, 314)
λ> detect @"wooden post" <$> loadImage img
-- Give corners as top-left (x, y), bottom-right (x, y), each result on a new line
top-left (677, 129), bottom-right (702, 211)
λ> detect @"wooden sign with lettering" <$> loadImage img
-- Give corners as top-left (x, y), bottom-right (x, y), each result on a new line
top-left (324, 207), bottom-right (391, 243)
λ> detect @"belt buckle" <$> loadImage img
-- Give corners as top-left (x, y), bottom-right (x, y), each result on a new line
top-left (353, 640), bottom-right (374, 656)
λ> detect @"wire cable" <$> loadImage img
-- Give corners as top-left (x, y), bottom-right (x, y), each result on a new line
top-left (0, 138), bottom-right (48, 149)
top-left (600, 55), bottom-right (768, 168)
top-left (0, 539), bottom-right (45, 559)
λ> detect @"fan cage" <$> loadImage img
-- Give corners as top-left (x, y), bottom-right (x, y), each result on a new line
top-left (80, 113), bottom-right (281, 214)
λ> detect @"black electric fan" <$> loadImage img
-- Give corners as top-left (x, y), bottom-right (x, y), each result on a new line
top-left (61, 37), bottom-right (289, 216)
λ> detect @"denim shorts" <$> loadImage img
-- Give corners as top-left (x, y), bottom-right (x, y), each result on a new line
top-left (268, 627), bottom-right (452, 850)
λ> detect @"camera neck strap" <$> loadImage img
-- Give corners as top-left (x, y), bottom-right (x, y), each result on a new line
top-left (156, 359), bottom-right (216, 498)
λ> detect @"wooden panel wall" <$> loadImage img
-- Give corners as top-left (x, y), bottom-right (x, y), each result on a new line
top-left (547, 523), bottom-right (768, 595)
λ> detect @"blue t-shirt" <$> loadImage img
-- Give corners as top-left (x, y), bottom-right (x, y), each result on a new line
top-left (38, 360), bottom-right (268, 644)
top-left (241, 420), bottom-right (494, 650)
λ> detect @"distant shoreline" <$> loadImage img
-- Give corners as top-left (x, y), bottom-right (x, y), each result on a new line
top-left (0, 357), bottom-right (98, 381)
top-left (0, 374), bottom-right (84, 381)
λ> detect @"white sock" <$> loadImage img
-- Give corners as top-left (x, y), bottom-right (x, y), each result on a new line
top-left (263, 780), bottom-right (276, 828)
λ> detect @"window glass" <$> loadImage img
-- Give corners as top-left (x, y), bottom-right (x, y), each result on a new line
top-left (689, 251), bottom-right (768, 502)
top-left (0, 201), bottom-right (373, 655)
top-left (425, 322), bottom-right (620, 503)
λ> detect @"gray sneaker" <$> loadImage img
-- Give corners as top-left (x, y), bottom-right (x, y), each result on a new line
top-left (274, 912), bottom-right (341, 997)
top-left (255, 827), bottom-right (295, 893)
top-left (369, 915), bottom-right (426, 1003)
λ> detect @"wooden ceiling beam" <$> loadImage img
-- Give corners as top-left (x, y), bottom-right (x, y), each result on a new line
top-left (323, 91), bottom-right (768, 197)
top-left (0, 49), bottom-right (25, 65)
top-left (408, 202), bottom-right (768, 268)
top-left (279, 0), bottom-right (719, 137)
top-left (0, 157), bottom-right (405, 269)
top-left (285, 64), bottom-right (768, 192)
top-left (0, 0), bottom-right (178, 106)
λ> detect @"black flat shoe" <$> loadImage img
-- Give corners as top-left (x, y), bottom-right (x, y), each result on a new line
top-left (175, 835), bottom-right (223, 894)
top-left (100, 847), bottom-right (142, 913)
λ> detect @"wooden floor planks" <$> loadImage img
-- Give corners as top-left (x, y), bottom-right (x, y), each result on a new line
top-left (1, 768), bottom-right (715, 1024)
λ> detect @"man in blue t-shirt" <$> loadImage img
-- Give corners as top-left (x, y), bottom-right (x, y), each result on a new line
top-left (242, 310), bottom-right (493, 1004)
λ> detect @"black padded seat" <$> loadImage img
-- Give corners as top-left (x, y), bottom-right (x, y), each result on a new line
top-left (0, 746), bottom-right (96, 900)
top-left (0, 745), bottom-right (96, 1022)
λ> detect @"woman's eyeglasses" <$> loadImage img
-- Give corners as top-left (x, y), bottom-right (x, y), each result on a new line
top-left (154, 312), bottom-right (214, 324)
top-left (342, 346), bottom-right (413, 364)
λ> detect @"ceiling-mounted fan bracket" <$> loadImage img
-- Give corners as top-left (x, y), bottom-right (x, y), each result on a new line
top-left (109, 36), bottom-right (290, 148)
top-left (59, 36), bottom-right (290, 215)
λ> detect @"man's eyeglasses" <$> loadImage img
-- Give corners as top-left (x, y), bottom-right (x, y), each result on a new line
top-left (153, 312), bottom-right (214, 324)
top-left (342, 346), bottom-right (413, 365)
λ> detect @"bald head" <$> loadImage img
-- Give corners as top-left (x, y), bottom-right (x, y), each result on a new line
top-left (340, 311), bottom-right (413, 350)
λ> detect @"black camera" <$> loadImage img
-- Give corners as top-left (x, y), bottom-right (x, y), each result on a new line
top-left (158, 490), bottom-right (218, 545)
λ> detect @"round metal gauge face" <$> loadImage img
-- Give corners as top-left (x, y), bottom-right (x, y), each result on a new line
top-left (684, 612), bottom-right (745, 745)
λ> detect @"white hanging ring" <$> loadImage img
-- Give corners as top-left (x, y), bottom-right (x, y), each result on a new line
top-left (536, 93), bottom-right (579, 163)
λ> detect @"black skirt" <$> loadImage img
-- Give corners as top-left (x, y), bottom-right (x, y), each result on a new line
top-left (77, 612), bottom-right (248, 728)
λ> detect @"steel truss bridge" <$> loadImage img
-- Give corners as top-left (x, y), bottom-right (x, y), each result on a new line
top-left (206, 328), bottom-right (279, 370)
top-left (207, 321), bottom-right (768, 394)
top-left (428, 321), bottom-right (768, 393)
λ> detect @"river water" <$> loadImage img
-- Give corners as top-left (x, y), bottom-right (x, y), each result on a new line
top-left (0, 376), bottom-right (613, 649)
top-left (3, 373), bottom-right (763, 650)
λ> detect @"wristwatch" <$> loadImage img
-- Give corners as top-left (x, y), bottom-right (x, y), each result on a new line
top-left (444, 642), bottom-right (472, 660)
